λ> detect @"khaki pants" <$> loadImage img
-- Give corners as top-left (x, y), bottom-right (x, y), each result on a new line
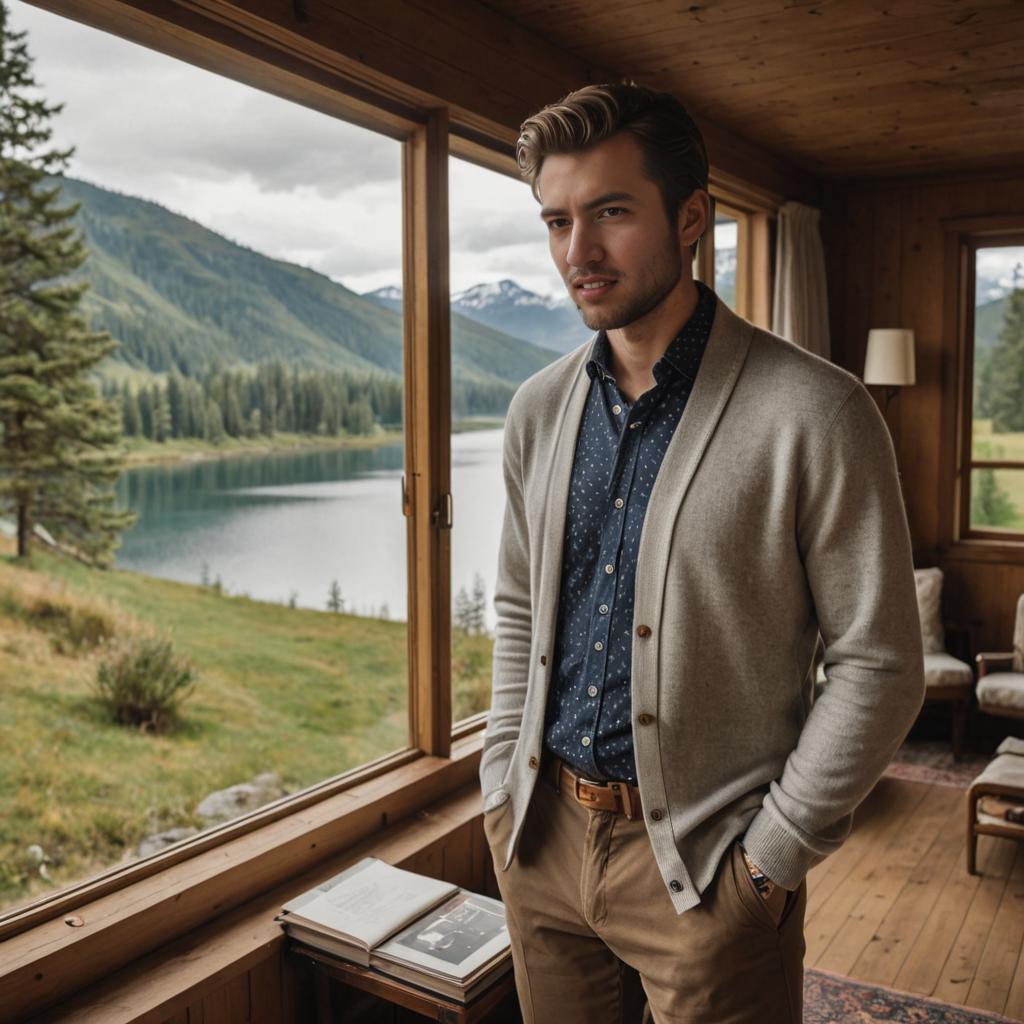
top-left (483, 766), bottom-right (806, 1023)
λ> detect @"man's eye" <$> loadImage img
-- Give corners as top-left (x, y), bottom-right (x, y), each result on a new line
top-left (600, 207), bottom-right (625, 218)
top-left (546, 218), bottom-right (569, 230)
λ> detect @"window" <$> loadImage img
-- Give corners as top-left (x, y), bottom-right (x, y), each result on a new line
top-left (1, 0), bottom-right (425, 922)
top-left (695, 194), bottom-right (773, 328)
top-left (963, 238), bottom-right (1024, 539)
top-left (446, 149), bottom-right (570, 725)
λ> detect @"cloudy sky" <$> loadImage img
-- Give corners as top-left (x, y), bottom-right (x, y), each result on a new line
top-left (9, 0), bottom-right (564, 299)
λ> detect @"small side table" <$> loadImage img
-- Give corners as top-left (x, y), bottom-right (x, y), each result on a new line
top-left (289, 942), bottom-right (518, 1023)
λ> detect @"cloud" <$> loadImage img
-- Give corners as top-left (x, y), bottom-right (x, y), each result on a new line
top-left (10, 0), bottom-right (555, 296)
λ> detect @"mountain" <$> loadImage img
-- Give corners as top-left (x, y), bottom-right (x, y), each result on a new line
top-left (366, 278), bottom-right (593, 354)
top-left (54, 176), bottom-right (555, 390)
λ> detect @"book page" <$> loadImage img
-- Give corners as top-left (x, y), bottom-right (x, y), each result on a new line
top-left (284, 858), bottom-right (458, 950)
top-left (373, 891), bottom-right (510, 980)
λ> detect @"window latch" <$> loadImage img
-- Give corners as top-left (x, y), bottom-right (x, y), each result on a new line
top-left (432, 492), bottom-right (453, 530)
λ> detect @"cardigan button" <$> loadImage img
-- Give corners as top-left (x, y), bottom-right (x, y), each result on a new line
top-left (540, 655), bottom-right (547, 665)
top-left (636, 624), bottom-right (652, 638)
top-left (669, 880), bottom-right (683, 892)
top-left (528, 756), bottom-right (539, 769)
top-left (650, 809), bottom-right (664, 821)
top-left (638, 713), bottom-right (655, 726)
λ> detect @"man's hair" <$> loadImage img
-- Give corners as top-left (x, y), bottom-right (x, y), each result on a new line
top-left (516, 82), bottom-right (709, 227)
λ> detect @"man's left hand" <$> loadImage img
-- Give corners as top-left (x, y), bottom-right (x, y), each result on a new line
top-left (741, 847), bottom-right (788, 925)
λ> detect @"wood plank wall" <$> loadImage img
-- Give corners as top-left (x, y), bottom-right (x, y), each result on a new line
top-left (821, 170), bottom-right (1024, 651)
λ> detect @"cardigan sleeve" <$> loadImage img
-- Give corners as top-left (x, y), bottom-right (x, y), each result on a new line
top-left (741, 381), bottom-right (926, 891)
top-left (479, 395), bottom-right (533, 805)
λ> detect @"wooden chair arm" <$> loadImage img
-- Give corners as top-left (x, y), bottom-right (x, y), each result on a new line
top-left (976, 651), bottom-right (1015, 678)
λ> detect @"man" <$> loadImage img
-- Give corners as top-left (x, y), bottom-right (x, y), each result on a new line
top-left (479, 82), bottom-right (924, 1023)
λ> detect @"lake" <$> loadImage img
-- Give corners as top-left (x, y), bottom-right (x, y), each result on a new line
top-left (115, 428), bottom-right (506, 625)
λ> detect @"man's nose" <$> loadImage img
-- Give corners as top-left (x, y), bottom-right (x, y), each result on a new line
top-left (565, 224), bottom-right (603, 269)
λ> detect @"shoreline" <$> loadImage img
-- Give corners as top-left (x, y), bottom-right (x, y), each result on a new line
top-left (119, 419), bottom-right (504, 468)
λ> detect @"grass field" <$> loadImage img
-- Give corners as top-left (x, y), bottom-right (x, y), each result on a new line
top-left (971, 419), bottom-right (1024, 530)
top-left (0, 541), bottom-right (493, 911)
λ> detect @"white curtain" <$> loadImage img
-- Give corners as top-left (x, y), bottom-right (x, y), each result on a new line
top-left (772, 201), bottom-right (830, 360)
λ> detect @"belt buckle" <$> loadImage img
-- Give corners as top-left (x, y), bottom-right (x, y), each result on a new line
top-left (573, 772), bottom-right (606, 806)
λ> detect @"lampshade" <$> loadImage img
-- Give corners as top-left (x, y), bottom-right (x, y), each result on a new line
top-left (864, 328), bottom-right (916, 386)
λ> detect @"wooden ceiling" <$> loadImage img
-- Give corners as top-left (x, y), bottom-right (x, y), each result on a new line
top-left (479, 0), bottom-right (1024, 180)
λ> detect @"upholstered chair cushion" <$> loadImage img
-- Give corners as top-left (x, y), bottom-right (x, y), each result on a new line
top-left (976, 672), bottom-right (1024, 713)
top-left (1014, 593), bottom-right (1024, 673)
top-left (915, 567), bottom-right (945, 655)
top-left (997, 736), bottom-right (1024, 757)
top-left (923, 652), bottom-right (973, 691)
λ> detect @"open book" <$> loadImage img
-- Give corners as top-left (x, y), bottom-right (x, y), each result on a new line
top-left (277, 857), bottom-right (512, 1002)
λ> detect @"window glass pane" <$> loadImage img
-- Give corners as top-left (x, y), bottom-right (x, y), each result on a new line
top-left (1, 1), bottom-right (408, 915)
top-left (969, 468), bottom-right (1024, 532)
top-left (714, 213), bottom-right (738, 308)
top-left (447, 156), bottom-right (575, 723)
top-left (972, 245), bottom-right (1024, 452)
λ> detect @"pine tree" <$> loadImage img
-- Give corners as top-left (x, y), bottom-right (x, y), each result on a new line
top-left (987, 267), bottom-right (1024, 434)
top-left (0, 4), bottom-right (135, 563)
top-left (326, 579), bottom-right (344, 613)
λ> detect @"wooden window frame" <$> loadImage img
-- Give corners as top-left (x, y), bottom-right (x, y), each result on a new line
top-left (700, 187), bottom-right (775, 330)
top-left (0, 1), bottom-right (485, 1014)
top-left (941, 215), bottom-right (1024, 555)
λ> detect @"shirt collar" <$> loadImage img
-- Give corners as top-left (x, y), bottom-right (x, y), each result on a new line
top-left (585, 280), bottom-right (717, 387)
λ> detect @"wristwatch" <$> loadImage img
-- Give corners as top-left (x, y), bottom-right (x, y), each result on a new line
top-left (741, 846), bottom-right (776, 900)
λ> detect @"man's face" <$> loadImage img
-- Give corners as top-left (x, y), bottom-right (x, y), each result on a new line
top-left (537, 132), bottom-right (697, 333)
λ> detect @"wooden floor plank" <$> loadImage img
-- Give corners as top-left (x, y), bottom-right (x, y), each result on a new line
top-left (804, 779), bottom-right (918, 918)
top-left (851, 784), bottom-right (967, 986)
top-left (932, 836), bottom-right (1018, 1005)
top-left (1003, 900), bottom-right (1024, 1022)
top-left (801, 773), bottom-right (1024, 1018)
top-left (815, 784), bottom-right (960, 976)
top-left (966, 844), bottom-right (1024, 1013)
top-left (892, 834), bottom-right (992, 995)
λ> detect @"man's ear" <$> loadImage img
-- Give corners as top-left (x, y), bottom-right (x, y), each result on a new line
top-left (678, 188), bottom-right (710, 251)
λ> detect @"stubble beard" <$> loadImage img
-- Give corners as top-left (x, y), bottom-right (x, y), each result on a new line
top-left (571, 238), bottom-right (685, 333)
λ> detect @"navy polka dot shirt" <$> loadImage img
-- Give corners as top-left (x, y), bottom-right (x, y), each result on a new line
top-left (543, 281), bottom-right (717, 784)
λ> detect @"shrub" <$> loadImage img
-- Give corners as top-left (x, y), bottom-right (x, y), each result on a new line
top-left (94, 634), bottom-right (196, 733)
top-left (0, 569), bottom-right (120, 653)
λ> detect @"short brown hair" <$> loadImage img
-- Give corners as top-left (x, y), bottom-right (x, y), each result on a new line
top-left (517, 82), bottom-right (709, 226)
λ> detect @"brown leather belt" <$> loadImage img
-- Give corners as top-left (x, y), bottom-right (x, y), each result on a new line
top-left (542, 754), bottom-right (643, 821)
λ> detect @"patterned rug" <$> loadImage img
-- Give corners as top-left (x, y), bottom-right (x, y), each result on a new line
top-left (882, 740), bottom-right (991, 789)
top-left (805, 968), bottom-right (1016, 1022)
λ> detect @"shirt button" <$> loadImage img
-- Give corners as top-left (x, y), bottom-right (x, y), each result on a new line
top-left (613, 497), bottom-right (624, 509)
top-left (636, 624), bottom-right (652, 638)
top-left (669, 880), bottom-right (683, 893)
top-left (629, 423), bottom-right (640, 430)
top-left (581, 736), bottom-right (591, 747)
top-left (604, 563), bottom-right (615, 575)
top-left (599, 604), bottom-right (609, 615)
top-left (587, 685), bottom-right (598, 696)
top-left (650, 809), bottom-right (663, 821)
top-left (638, 713), bottom-right (655, 725)
top-left (612, 404), bottom-right (622, 415)
top-left (594, 641), bottom-right (603, 651)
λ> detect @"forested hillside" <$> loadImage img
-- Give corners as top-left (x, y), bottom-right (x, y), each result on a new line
top-left (57, 176), bottom-right (555, 399)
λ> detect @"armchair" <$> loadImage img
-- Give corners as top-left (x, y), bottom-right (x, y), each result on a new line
top-left (975, 594), bottom-right (1024, 722)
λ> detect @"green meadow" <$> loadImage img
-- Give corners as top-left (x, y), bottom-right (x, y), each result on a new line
top-left (0, 542), bottom-right (493, 911)
top-left (972, 419), bottom-right (1024, 529)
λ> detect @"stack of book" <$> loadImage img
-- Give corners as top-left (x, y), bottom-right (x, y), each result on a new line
top-left (277, 857), bottom-right (513, 1003)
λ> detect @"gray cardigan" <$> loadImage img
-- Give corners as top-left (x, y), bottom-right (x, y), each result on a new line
top-left (479, 298), bottom-right (925, 915)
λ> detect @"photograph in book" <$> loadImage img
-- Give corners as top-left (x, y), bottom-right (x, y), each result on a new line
top-left (375, 892), bottom-right (509, 977)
